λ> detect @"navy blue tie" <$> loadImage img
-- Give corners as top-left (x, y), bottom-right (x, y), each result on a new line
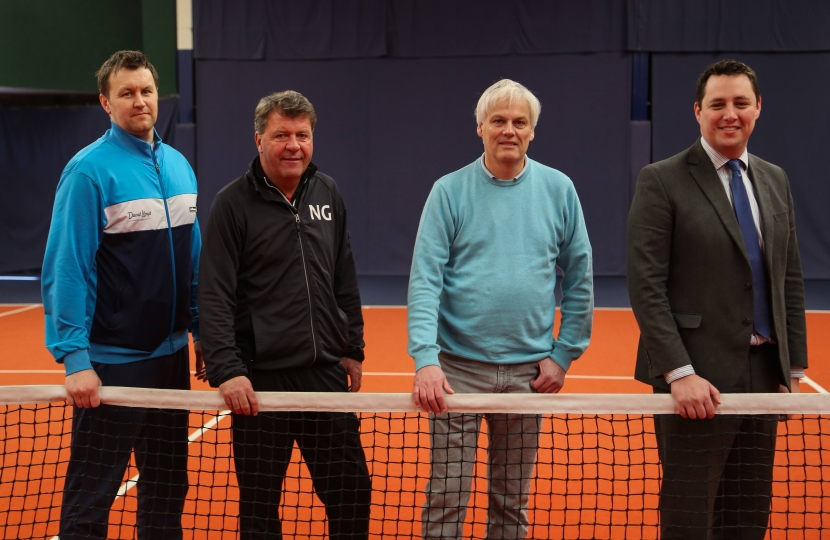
top-left (727, 159), bottom-right (772, 339)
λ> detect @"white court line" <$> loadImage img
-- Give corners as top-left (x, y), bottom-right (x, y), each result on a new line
top-left (0, 304), bottom-right (41, 318)
top-left (49, 411), bottom-right (232, 540)
top-left (803, 376), bottom-right (829, 394)
top-left (0, 370), bottom-right (64, 374)
top-left (1, 369), bottom-right (631, 380)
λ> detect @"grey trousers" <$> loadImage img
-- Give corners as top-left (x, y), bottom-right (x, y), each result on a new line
top-left (422, 353), bottom-right (543, 540)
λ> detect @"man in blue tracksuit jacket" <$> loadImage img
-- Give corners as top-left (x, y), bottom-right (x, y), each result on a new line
top-left (41, 51), bottom-right (202, 540)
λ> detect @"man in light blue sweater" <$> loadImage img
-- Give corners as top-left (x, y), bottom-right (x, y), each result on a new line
top-left (408, 79), bottom-right (593, 539)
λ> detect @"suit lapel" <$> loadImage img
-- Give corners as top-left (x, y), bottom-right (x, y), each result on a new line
top-left (686, 140), bottom-right (749, 261)
top-left (747, 156), bottom-right (775, 271)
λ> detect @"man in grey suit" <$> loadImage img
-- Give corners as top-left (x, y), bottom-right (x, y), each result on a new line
top-left (627, 59), bottom-right (808, 539)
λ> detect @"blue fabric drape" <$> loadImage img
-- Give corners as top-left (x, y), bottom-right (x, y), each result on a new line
top-left (0, 99), bottom-right (178, 273)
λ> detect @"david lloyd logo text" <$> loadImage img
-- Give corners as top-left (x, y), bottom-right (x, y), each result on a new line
top-left (128, 210), bottom-right (152, 221)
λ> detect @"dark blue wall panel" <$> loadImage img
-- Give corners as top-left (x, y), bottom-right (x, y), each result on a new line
top-left (0, 98), bottom-right (179, 273)
top-left (196, 54), bottom-right (632, 276)
top-left (652, 53), bottom-right (830, 279)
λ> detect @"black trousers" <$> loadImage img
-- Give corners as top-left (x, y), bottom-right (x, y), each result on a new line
top-left (233, 363), bottom-right (372, 540)
top-left (655, 343), bottom-right (784, 540)
top-left (59, 347), bottom-right (191, 540)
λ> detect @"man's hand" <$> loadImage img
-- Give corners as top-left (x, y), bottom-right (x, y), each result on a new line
top-left (193, 340), bottom-right (207, 381)
top-left (219, 376), bottom-right (259, 416)
top-left (670, 374), bottom-right (721, 419)
top-left (65, 369), bottom-right (102, 408)
top-left (530, 357), bottom-right (566, 394)
top-left (412, 365), bottom-right (454, 413)
top-left (781, 378), bottom-right (801, 394)
top-left (341, 357), bottom-right (363, 392)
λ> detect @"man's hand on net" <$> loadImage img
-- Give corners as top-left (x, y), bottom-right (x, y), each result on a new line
top-left (219, 376), bottom-right (259, 416)
top-left (412, 365), bottom-right (454, 414)
top-left (530, 357), bottom-right (566, 393)
top-left (341, 357), bottom-right (363, 392)
top-left (65, 369), bottom-right (102, 408)
top-left (193, 340), bottom-right (207, 381)
top-left (670, 374), bottom-right (721, 419)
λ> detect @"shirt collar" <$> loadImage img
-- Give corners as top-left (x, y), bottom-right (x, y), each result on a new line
top-left (480, 153), bottom-right (529, 181)
top-left (700, 137), bottom-right (748, 172)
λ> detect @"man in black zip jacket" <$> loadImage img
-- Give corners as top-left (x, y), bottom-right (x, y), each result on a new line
top-left (199, 90), bottom-right (371, 539)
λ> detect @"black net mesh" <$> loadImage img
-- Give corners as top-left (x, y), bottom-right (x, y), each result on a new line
top-left (1, 387), bottom-right (828, 539)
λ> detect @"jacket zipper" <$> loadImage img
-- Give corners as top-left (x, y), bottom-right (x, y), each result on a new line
top-left (293, 211), bottom-right (318, 364)
top-left (154, 154), bottom-right (177, 341)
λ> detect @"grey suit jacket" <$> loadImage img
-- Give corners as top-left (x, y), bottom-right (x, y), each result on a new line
top-left (627, 139), bottom-right (808, 392)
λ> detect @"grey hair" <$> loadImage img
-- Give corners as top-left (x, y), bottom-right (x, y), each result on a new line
top-left (474, 79), bottom-right (541, 128)
top-left (254, 90), bottom-right (317, 135)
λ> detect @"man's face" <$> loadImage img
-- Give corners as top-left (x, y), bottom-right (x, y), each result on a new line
top-left (255, 112), bottom-right (314, 185)
top-left (695, 74), bottom-right (761, 159)
top-left (477, 99), bottom-right (535, 169)
top-left (99, 67), bottom-right (158, 143)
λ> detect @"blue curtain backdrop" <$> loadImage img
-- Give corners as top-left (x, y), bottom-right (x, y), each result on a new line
top-left (3, 0), bottom-right (829, 277)
top-left (196, 54), bottom-right (632, 276)
top-left (652, 53), bottom-right (830, 279)
top-left (0, 98), bottom-right (179, 273)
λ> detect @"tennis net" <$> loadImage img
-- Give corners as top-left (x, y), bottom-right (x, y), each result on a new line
top-left (1, 386), bottom-right (828, 539)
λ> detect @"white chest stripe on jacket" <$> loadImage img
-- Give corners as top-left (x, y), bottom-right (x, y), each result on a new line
top-left (104, 194), bottom-right (197, 234)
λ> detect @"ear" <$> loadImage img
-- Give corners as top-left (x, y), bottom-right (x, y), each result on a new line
top-left (254, 131), bottom-right (263, 153)
top-left (528, 128), bottom-right (535, 142)
top-left (694, 102), bottom-right (702, 124)
top-left (476, 123), bottom-right (483, 138)
top-left (99, 94), bottom-right (112, 116)
top-left (755, 95), bottom-right (762, 119)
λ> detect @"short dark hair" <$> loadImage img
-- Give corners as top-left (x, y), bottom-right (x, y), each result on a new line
top-left (695, 59), bottom-right (760, 106)
top-left (254, 90), bottom-right (317, 135)
top-left (96, 50), bottom-right (159, 97)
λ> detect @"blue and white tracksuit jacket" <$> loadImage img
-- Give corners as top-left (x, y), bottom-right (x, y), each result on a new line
top-left (42, 121), bottom-right (200, 376)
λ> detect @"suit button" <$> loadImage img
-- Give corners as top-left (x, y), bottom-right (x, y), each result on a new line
top-left (745, 283), bottom-right (752, 290)
top-left (742, 318), bottom-right (751, 326)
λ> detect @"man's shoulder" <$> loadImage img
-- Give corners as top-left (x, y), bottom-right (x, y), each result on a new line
top-left (644, 144), bottom-right (695, 175)
top-left (159, 142), bottom-right (194, 171)
top-left (748, 153), bottom-right (786, 178)
top-left (215, 172), bottom-right (253, 203)
top-left (62, 136), bottom-right (111, 177)
top-left (526, 158), bottom-right (573, 187)
top-left (434, 160), bottom-right (480, 189)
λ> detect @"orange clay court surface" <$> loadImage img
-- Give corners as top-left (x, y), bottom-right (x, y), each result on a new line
top-left (1, 305), bottom-right (829, 538)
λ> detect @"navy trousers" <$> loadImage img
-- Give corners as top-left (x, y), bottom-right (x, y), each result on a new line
top-left (233, 362), bottom-right (372, 540)
top-left (59, 347), bottom-right (191, 540)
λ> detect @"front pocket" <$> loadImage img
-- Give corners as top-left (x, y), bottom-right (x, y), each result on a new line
top-left (671, 311), bottom-right (702, 328)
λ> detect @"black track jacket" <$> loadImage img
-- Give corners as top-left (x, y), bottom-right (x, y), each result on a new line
top-left (199, 157), bottom-right (364, 387)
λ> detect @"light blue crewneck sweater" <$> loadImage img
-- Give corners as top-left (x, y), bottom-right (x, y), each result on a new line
top-left (408, 157), bottom-right (593, 372)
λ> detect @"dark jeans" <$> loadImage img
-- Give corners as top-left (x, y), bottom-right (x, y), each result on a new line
top-left (59, 347), bottom-right (191, 540)
top-left (655, 343), bottom-right (784, 540)
top-left (233, 363), bottom-right (372, 540)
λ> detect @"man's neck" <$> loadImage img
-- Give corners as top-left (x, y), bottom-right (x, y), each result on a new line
top-left (483, 154), bottom-right (525, 180)
top-left (260, 163), bottom-right (302, 199)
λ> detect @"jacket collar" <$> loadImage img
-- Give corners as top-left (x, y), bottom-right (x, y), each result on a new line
top-left (103, 121), bottom-right (161, 162)
top-left (247, 156), bottom-right (318, 203)
top-left (687, 138), bottom-right (773, 266)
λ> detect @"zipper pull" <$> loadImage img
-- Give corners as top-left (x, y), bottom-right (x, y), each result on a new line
top-left (295, 213), bottom-right (301, 232)
top-left (155, 163), bottom-right (160, 173)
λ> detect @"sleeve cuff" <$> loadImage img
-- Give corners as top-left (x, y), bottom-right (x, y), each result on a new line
top-left (665, 364), bottom-right (695, 384)
top-left (550, 349), bottom-right (573, 373)
top-left (63, 349), bottom-right (93, 376)
top-left (790, 367), bottom-right (806, 380)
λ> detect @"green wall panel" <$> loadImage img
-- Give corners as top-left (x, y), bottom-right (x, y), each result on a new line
top-left (0, 0), bottom-right (176, 95)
